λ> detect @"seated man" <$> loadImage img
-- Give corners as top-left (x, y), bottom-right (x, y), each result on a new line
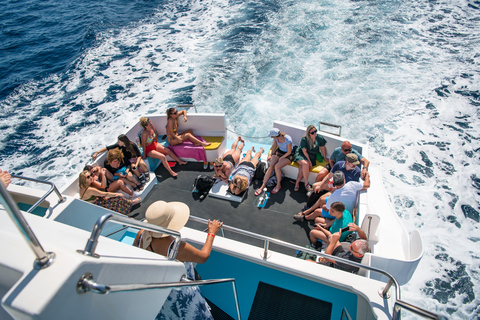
top-left (316, 140), bottom-right (369, 182)
top-left (313, 153), bottom-right (362, 193)
top-left (293, 170), bottom-right (370, 222)
top-left (319, 225), bottom-right (370, 273)
top-left (309, 202), bottom-right (354, 248)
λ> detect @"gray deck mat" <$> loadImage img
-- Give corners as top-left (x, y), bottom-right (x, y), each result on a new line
top-left (130, 162), bottom-right (318, 254)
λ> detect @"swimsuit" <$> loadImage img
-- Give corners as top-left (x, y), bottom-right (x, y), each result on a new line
top-left (81, 187), bottom-right (97, 202)
top-left (145, 140), bottom-right (157, 156)
top-left (222, 154), bottom-right (236, 168)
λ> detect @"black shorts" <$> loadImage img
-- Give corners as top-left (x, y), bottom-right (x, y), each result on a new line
top-left (223, 154), bottom-right (236, 167)
top-left (274, 148), bottom-right (294, 162)
top-left (240, 161), bottom-right (255, 169)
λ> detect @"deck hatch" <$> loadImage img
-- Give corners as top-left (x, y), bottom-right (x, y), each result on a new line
top-left (248, 281), bottom-right (332, 320)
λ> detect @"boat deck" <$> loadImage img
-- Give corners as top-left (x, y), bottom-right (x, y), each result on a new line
top-left (130, 161), bottom-right (316, 255)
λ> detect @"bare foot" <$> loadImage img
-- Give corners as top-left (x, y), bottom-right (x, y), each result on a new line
top-left (179, 160), bottom-right (187, 165)
top-left (132, 197), bottom-right (141, 205)
top-left (170, 171), bottom-right (178, 177)
top-left (202, 142), bottom-right (211, 147)
top-left (259, 147), bottom-right (264, 153)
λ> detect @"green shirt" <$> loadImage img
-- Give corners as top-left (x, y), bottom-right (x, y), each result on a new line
top-left (330, 209), bottom-right (353, 242)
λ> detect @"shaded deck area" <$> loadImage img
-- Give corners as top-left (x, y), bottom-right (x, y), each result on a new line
top-left (130, 162), bottom-right (318, 254)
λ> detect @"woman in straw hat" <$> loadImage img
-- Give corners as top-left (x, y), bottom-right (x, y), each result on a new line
top-left (134, 200), bottom-right (223, 263)
top-left (134, 201), bottom-right (222, 319)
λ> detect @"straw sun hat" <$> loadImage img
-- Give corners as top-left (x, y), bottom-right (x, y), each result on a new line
top-left (145, 201), bottom-right (190, 238)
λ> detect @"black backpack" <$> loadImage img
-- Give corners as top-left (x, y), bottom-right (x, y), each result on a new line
top-left (193, 175), bottom-right (215, 200)
top-left (254, 162), bottom-right (267, 181)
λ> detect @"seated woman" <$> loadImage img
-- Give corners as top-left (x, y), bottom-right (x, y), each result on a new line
top-left (292, 125), bottom-right (328, 192)
top-left (83, 164), bottom-right (108, 190)
top-left (229, 147), bottom-right (264, 195)
top-left (104, 148), bottom-right (142, 197)
top-left (92, 134), bottom-right (150, 183)
top-left (255, 128), bottom-right (293, 195)
top-left (166, 107), bottom-right (211, 147)
top-left (213, 136), bottom-right (244, 183)
top-left (140, 116), bottom-right (187, 178)
top-left (134, 201), bottom-right (223, 319)
top-left (79, 170), bottom-right (140, 215)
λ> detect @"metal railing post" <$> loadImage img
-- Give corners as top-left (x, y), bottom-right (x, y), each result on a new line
top-left (0, 182), bottom-right (55, 269)
top-left (78, 213), bottom-right (182, 260)
top-left (10, 174), bottom-right (65, 213)
top-left (76, 272), bottom-right (242, 319)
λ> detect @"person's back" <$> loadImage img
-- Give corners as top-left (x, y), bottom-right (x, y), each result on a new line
top-left (326, 181), bottom-right (363, 214)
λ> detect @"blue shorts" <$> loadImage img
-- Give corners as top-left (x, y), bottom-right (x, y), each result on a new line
top-left (322, 196), bottom-right (334, 219)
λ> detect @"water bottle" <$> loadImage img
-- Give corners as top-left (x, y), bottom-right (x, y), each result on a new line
top-left (256, 188), bottom-right (268, 208)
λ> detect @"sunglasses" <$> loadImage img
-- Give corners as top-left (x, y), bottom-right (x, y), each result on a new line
top-left (342, 148), bottom-right (352, 152)
top-left (214, 165), bottom-right (222, 168)
top-left (310, 130), bottom-right (317, 135)
top-left (85, 174), bottom-right (91, 178)
top-left (349, 244), bottom-right (361, 255)
top-left (171, 111), bottom-right (177, 115)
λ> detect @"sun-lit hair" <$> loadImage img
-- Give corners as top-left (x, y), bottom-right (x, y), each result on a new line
top-left (355, 239), bottom-right (370, 255)
top-left (166, 107), bottom-right (177, 120)
top-left (78, 170), bottom-right (90, 189)
top-left (233, 177), bottom-right (247, 192)
top-left (305, 125), bottom-right (316, 147)
top-left (140, 117), bottom-right (150, 129)
top-left (106, 148), bottom-right (124, 165)
top-left (214, 157), bottom-right (224, 165)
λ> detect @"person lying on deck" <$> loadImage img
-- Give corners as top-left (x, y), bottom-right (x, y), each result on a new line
top-left (229, 146), bottom-right (264, 195)
top-left (292, 125), bottom-right (328, 193)
top-left (318, 225), bottom-right (370, 274)
top-left (92, 134), bottom-right (150, 184)
top-left (166, 107), bottom-right (211, 147)
top-left (79, 170), bottom-right (140, 215)
top-left (213, 136), bottom-right (244, 183)
top-left (255, 128), bottom-right (293, 196)
top-left (140, 116), bottom-right (187, 177)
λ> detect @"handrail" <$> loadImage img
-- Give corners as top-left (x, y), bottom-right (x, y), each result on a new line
top-left (0, 181), bottom-right (55, 269)
top-left (188, 216), bottom-right (400, 299)
top-left (78, 213), bottom-right (182, 260)
top-left (177, 104), bottom-right (197, 113)
top-left (319, 121), bottom-right (342, 136)
top-left (187, 216), bottom-right (444, 320)
top-left (10, 174), bottom-right (65, 213)
top-left (77, 272), bottom-right (241, 319)
top-left (393, 300), bottom-right (447, 320)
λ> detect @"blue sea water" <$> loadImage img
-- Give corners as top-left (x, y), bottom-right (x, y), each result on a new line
top-left (1, 0), bottom-right (480, 318)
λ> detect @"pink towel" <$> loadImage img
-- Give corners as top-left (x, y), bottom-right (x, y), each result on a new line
top-left (168, 136), bottom-right (207, 162)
